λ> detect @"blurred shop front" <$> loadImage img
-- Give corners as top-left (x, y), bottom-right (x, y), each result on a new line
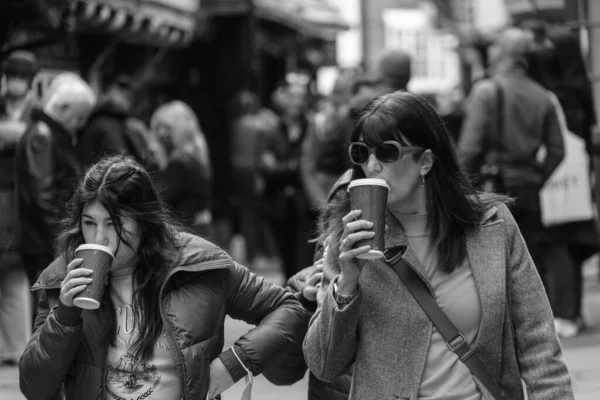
top-left (253, 0), bottom-right (349, 106)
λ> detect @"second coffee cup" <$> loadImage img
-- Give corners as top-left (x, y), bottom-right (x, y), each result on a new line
top-left (72, 244), bottom-right (114, 310)
top-left (347, 178), bottom-right (389, 259)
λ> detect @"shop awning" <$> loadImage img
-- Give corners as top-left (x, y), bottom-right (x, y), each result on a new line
top-left (254, 0), bottom-right (350, 40)
top-left (70, 0), bottom-right (201, 47)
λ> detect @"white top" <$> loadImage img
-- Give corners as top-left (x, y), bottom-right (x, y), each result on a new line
top-left (105, 267), bottom-right (181, 400)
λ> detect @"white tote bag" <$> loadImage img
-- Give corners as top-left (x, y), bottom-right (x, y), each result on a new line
top-left (539, 93), bottom-right (594, 227)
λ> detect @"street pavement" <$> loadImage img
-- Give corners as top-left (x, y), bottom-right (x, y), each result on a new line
top-left (2, 263), bottom-right (599, 400)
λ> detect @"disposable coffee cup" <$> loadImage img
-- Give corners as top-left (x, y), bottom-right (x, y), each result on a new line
top-left (347, 178), bottom-right (389, 259)
top-left (72, 244), bottom-right (114, 310)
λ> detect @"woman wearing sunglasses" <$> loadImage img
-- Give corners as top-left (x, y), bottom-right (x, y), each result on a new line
top-left (303, 91), bottom-right (573, 399)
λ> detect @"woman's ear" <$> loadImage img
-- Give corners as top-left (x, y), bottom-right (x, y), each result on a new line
top-left (419, 149), bottom-right (435, 176)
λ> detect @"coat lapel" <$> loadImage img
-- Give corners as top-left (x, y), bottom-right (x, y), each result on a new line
top-left (468, 207), bottom-right (507, 381)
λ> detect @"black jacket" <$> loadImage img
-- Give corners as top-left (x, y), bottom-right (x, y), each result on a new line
top-left (78, 100), bottom-right (130, 166)
top-left (14, 108), bottom-right (81, 257)
top-left (154, 154), bottom-right (212, 229)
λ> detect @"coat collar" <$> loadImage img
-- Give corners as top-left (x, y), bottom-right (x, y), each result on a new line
top-left (32, 232), bottom-right (234, 291)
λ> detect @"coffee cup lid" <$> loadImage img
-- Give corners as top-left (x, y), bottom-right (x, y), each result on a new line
top-left (347, 178), bottom-right (390, 190)
top-left (75, 244), bottom-right (114, 258)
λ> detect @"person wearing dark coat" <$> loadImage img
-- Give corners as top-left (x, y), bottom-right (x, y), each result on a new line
top-left (78, 77), bottom-right (133, 166)
top-left (259, 83), bottom-right (316, 280)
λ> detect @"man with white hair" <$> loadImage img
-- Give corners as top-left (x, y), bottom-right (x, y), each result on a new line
top-left (14, 73), bottom-right (96, 300)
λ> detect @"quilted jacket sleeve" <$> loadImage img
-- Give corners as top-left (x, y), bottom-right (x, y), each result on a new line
top-left (19, 290), bottom-right (84, 400)
top-left (261, 266), bottom-right (315, 386)
top-left (502, 204), bottom-right (574, 398)
top-left (217, 263), bottom-right (310, 382)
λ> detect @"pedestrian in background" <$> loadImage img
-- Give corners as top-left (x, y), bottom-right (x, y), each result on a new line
top-left (151, 100), bottom-right (213, 237)
top-left (259, 82), bottom-right (316, 280)
top-left (0, 51), bottom-right (39, 365)
top-left (458, 27), bottom-right (564, 290)
top-left (304, 90), bottom-right (573, 399)
top-left (19, 155), bottom-right (309, 400)
top-left (14, 73), bottom-right (96, 306)
top-left (230, 90), bottom-right (279, 268)
top-left (78, 75), bottom-right (134, 167)
top-left (525, 20), bottom-right (600, 337)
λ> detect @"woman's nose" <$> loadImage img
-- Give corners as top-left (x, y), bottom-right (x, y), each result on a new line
top-left (365, 153), bottom-right (381, 174)
top-left (94, 227), bottom-right (109, 247)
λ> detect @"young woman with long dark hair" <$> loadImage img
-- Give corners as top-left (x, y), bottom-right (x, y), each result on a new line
top-left (303, 91), bottom-right (573, 399)
top-left (19, 155), bottom-right (308, 400)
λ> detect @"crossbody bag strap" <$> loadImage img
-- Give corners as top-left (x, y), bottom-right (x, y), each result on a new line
top-left (385, 250), bottom-right (502, 400)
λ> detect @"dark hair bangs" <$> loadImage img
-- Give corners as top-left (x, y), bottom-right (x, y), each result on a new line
top-left (353, 104), bottom-right (409, 147)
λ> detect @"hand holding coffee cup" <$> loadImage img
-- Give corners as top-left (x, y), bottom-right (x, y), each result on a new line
top-left (59, 258), bottom-right (93, 308)
top-left (345, 178), bottom-right (389, 259)
top-left (71, 244), bottom-right (114, 310)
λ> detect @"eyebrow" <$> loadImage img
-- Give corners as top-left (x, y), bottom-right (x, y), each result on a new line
top-left (81, 214), bottom-right (112, 221)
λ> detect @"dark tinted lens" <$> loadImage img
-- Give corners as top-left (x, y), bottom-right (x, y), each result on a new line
top-left (349, 143), bottom-right (370, 164)
top-left (375, 143), bottom-right (400, 163)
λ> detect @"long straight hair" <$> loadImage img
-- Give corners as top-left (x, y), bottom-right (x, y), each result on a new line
top-left (56, 155), bottom-right (180, 360)
top-left (150, 100), bottom-right (211, 178)
top-left (321, 91), bottom-right (509, 273)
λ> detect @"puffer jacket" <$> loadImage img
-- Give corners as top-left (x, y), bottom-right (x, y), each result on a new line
top-left (14, 108), bottom-right (81, 258)
top-left (19, 233), bottom-right (310, 400)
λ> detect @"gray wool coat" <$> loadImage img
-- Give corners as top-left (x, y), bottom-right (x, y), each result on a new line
top-left (303, 202), bottom-right (573, 400)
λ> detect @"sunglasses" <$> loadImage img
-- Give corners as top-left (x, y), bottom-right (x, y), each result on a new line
top-left (348, 141), bottom-right (425, 165)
